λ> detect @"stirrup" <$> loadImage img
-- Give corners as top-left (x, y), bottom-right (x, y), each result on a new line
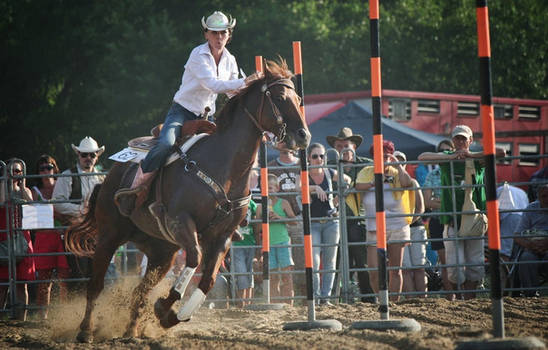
top-left (114, 187), bottom-right (143, 217)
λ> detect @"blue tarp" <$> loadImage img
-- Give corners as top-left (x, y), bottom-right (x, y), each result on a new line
top-left (306, 101), bottom-right (448, 160)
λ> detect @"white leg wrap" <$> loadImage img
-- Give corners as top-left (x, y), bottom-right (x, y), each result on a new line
top-left (174, 266), bottom-right (196, 297)
top-left (177, 288), bottom-right (206, 321)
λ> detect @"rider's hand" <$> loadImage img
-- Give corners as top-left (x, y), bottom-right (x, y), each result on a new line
top-left (244, 71), bottom-right (264, 86)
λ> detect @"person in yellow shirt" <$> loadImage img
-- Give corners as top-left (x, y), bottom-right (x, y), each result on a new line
top-left (355, 140), bottom-right (413, 301)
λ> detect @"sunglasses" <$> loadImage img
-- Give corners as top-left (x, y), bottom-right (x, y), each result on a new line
top-left (311, 154), bottom-right (325, 160)
top-left (39, 164), bottom-right (54, 171)
top-left (80, 152), bottom-right (97, 159)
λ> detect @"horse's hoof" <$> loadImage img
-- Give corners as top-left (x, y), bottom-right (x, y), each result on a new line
top-left (123, 328), bottom-right (138, 338)
top-left (159, 310), bottom-right (181, 329)
top-left (154, 297), bottom-right (170, 320)
top-left (76, 330), bottom-right (93, 343)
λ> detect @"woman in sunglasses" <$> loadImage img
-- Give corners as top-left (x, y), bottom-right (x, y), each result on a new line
top-left (307, 143), bottom-right (349, 305)
top-left (31, 155), bottom-right (70, 319)
top-left (0, 159), bottom-right (35, 320)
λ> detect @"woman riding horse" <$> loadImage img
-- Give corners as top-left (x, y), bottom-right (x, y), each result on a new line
top-left (65, 57), bottom-right (310, 342)
top-left (115, 11), bottom-right (260, 216)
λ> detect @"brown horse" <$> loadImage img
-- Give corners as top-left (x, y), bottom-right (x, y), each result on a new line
top-left (65, 59), bottom-right (310, 342)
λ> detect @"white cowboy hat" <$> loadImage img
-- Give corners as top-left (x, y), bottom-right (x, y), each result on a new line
top-left (201, 11), bottom-right (236, 31)
top-left (71, 136), bottom-right (105, 156)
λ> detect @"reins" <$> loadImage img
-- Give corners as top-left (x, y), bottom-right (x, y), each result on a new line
top-left (164, 77), bottom-right (295, 235)
top-left (243, 78), bottom-right (295, 144)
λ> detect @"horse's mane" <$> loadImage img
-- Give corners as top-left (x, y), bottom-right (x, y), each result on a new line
top-left (216, 58), bottom-right (294, 131)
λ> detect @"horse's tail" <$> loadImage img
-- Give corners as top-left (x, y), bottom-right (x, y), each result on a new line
top-left (64, 184), bottom-right (101, 257)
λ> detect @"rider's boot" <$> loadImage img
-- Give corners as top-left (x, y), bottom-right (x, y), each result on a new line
top-left (114, 166), bottom-right (156, 217)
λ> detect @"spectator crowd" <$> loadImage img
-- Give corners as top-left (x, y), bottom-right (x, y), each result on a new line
top-left (2, 123), bottom-right (547, 319)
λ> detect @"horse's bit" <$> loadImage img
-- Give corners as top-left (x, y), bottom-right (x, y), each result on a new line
top-left (244, 78), bottom-right (296, 145)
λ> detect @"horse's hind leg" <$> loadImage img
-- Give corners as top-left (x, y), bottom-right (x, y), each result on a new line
top-left (123, 238), bottom-right (178, 338)
top-left (77, 233), bottom-right (124, 343)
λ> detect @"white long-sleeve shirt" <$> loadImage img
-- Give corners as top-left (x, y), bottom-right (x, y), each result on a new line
top-left (52, 164), bottom-right (104, 217)
top-left (173, 42), bottom-right (245, 116)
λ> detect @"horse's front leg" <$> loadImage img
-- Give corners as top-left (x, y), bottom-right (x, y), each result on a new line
top-left (154, 212), bottom-right (202, 328)
top-left (175, 233), bottom-right (232, 321)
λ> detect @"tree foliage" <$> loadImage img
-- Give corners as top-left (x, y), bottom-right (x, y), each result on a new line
top-left (1, 0), bottom-right (546, 169)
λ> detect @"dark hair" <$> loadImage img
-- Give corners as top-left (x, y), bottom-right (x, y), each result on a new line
top-left (538, 183), bottom-right (548, 194)
top-left (35, 154), bottom-right (59, 188)
top-left (35, 154), bottom-right (59, 174)
top-left (436, 139), bottom-right (455, 152)
top-left (307, 142), bottom-right (325, 155)
top-left (369, 140), bottom-right (395, 158)
top-left (204, 28), bottom-right (233, 44)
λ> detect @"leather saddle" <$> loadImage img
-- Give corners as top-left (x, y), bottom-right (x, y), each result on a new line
top-left (128, 119), bottom-right (217, 151)
top-left (116, 119), bottom-right (216, 215)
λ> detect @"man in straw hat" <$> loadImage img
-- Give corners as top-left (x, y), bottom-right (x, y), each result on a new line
top-left (114, 10), bottom-right (261, 217)
top-left (52, 136), bottom-right (106, 293)
top-left (326, 127), bottom-right (376, 303)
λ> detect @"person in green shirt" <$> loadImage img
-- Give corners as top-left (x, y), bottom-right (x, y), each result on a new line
top-left (419, 124), bottom-right (505, 300)
top-left (257, 174), bottom-right (297, 305)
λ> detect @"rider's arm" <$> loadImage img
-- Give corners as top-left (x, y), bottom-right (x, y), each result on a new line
top-left (185, 49), bottom-right (245, 94)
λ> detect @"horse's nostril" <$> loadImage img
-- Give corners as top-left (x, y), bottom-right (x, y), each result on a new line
top-left (297, 128), bottom-right (309, 140)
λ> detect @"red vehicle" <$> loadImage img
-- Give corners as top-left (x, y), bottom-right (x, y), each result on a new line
top-left (305, 89), bottom-right (548, 185)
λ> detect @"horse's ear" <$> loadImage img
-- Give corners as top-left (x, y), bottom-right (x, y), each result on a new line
top-left (263, 58), bottom-right (272, 80)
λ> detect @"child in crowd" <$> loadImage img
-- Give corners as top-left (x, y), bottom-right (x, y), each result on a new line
top-left (257, 174), bottom-right (297, 305)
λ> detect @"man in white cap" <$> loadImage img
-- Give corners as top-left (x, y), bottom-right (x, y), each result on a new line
top-left (418, 125), bottom-right (505, 300)
top-left (115, 10), bottom-right (260, 216)
top-left (52, 136), bottom-right (106, 292)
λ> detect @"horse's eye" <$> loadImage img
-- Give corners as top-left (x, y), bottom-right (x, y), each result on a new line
top-left (275, 94), bottom-right (286, 102)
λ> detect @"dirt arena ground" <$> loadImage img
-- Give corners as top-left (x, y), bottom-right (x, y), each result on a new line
top-left (1, 279), bottom-right (547, 349)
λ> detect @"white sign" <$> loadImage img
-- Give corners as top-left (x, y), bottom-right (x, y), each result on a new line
top-left (109, 148), bottom-right (144, 163)
top-left (22, 204), bottom-right (54, 229)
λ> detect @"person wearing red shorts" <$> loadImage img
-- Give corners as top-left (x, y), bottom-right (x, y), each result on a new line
top-left (31, 155), bottom-right (70, 319)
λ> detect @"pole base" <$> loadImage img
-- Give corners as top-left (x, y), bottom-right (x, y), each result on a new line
top-left (283, 319), bottom-right (343, 331)
top-left (244, 303), bottom-right (286, 311)
top-left (455, 337), bottom-right (545, 350)
top-left (350, 318), bottom-right (421, 332)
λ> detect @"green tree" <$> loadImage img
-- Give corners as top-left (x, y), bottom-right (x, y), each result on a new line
top-left (1, 0), bottom-right (546, 170)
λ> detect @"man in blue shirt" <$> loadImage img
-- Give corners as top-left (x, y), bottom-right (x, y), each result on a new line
top-left (514, 184), bottom-right (548, 296)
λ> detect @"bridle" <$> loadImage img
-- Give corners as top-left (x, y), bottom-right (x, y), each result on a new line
top-left (243, 78), bottom-right (296, 145)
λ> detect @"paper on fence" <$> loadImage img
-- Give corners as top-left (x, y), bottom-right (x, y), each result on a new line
top-left (22, 204), bottom-right (54, 229)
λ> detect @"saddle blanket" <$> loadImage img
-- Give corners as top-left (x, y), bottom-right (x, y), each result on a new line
top-left (108, 133), bottom-right (209, 165)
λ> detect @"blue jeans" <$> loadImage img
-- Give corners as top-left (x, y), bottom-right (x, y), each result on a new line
top-left (518, 249), bottom-right (548, 296)
top-left (232, 246), bottom-right (256, 290)
top-left (311, 220), bottom-right (340, 298)
top-left (141, 103), bottom-right (199, 173)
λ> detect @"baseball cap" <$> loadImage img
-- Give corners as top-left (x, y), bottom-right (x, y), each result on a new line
top-left (452, 125), bottom-right (473, 139)
top-left (393, 150), bottom-right (407, 161)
